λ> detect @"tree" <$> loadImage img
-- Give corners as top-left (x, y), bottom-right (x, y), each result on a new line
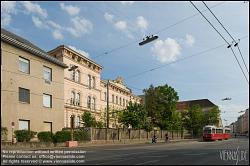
top-left (118, 102), bottom-right (147, 129)
top-left (144, 84), bottom-right (179, 130)
top-left (205, 106), bottom-right (220, 126)
top-left (183, 104), bottom-right (205, 136)
top-left (81, 112), bottom-right (96, 127)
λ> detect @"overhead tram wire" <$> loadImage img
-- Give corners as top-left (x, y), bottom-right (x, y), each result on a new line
top-left (123, 35), bottom-right (248, 91)
top-left (202, 1), bottom-right (249, 74)
top-left (92, 1), bottom-right (226, 59)
top-left (189, 1), bottom-right (249, 84)
top-left (125, 43), bottom-right (227, 80)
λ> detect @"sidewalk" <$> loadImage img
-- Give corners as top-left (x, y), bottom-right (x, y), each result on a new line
top-left (1, 138), bottom-right (199, 151)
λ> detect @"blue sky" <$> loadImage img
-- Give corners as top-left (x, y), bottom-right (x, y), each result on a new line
top-left (1, 1), bottom-right (249, 126)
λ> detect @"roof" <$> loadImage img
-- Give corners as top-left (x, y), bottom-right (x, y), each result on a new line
top-left (48, 45), bottom-right (102, 69)
top-left (176, 99), bottom-right (217, 110)
top-left (1, 28), bottom-right (68, 68)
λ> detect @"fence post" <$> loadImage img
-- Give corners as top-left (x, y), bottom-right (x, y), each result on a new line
top-left (139, 129), bottom-right (141, 140)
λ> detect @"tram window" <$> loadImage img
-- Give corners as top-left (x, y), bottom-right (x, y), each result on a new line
top-left (225, 130), bottom-right (231, 133)
top-left (216, 129), bottom-right (223, 133)
top-left (212, 129), bottom-right (215, 133)
top-left (204, 129), bottom-right (211, 134)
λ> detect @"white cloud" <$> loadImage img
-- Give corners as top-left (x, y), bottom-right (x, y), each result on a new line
top-left (20, 1), bottom-right (47, 18)
top-left (66, 16), bottom-right (93, 37)
top-left (1, 14), bottom-right (12, 27)
top-left (52, 30), bottom-right (63, 40)
top-left (60, 3), bottom-right (80, 16)
top-left (68, 45), bottom-right (90, 58)
top-left (1, 1), bottom-right (16, 13)
top-left (120, 1), bottom-right (135, 5)
top-left (136, 16), bottom-right (148, 31)
top-left (185, 34), bottom-right (195, 47)
top-left (32, 16), bottom-right (48, 29)
top-left (114, 20), bottom-right (127, 31)
top-left (151, 38), bottom-right (181, 63)
top-left (1, 1), bottom-right (17, 27)
top-left (47, 20), bottom-right (62, 30)
top-left (104, 12), bottom-right (114, 23)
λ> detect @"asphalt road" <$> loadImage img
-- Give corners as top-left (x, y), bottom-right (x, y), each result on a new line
top-left (81, 138), bottom-right (249, 165)
top-left (1, 138), bottom-right (249, 165)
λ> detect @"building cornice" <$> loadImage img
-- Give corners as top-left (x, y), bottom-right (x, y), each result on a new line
top-left (48, 45), bottom-right (102, 72)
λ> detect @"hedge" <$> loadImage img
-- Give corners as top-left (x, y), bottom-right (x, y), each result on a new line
top-left (73, 130), bottom-right (88, 141)
top-left (37, 131), bottom-right (53, 142)
top-left (53, 131), bottom-right (71, 143)
top-left (14, 130), bottom-right (37, 142)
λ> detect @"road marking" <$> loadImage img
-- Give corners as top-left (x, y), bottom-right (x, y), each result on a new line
top-left (183, 153), bottom-right (208, 156)
top-left (142, 155), bottom-right (168, 158)
top-left (135, 159), bottom-right (160, 165)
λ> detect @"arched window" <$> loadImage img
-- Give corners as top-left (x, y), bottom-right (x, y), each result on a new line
top-left (71, 91), bottom-right (75, 104)
top-left (75, 70), bottom-right (80, 82)
top-left (87, 96), bottom-right (91, 109)
top-left (92, 97), bottom-right (96, 110)
top-left (76, 93), bottom-right (80, 106)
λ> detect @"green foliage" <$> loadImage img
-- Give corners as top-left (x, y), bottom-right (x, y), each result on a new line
top-left (96, 121), bottom-right (104, 128)
top-left (1, 127), bottom-right (8, 140)
top-left (183, 104), bottom-right (205, 136)
top-left (118, 102), bottom-right (147, 129)
top-left (205, 106), bottom-right (220, 126)
top-left (73, 129), bottom-right (88, 141)
top-left (53, 131), bottom-right (71, 143)
top-left (82, 112), bottom-right (96, 127)
top-left (144, 84), bottom-right (179, 130)
top-left (37, 131), bottom-right (53, 142)
top-left (14, 130), bottom-right (37, 142)
top-left (143, 121), bottom-right (153, 132)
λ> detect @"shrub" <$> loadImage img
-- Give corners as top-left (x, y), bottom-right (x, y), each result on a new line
top-left (53, 130), bottom-right (71, 143)
top-left (37, 131), bottom-right (53, 142)
top-left (14, 130), bottom-right (37, 142)
top-left (1, 127), bottom-right (8, 141)
top-left (73, 130), bottom-right (87, 141)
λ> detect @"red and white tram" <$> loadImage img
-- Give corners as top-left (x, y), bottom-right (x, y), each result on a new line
top-left (203, 125), bottom-right (231, 141)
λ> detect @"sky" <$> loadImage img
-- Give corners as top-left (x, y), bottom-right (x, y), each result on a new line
top-left (1, 1), bottom-right (249, 126)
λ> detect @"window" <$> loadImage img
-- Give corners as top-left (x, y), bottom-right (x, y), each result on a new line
top-left (88, 75), bottom-right (91, 88)
top-left (120, 97), bottom-right (122, 105)
top-left (76, 93), bottom-right (80, 106)
top-left (76, 116), bottom-right (80, 127)
top-left (87, 96), bottom-right (91, 109)
top-left (123, 99), bottom-right (125, 106)
top-left (116, 96), bottom-right (118, 104)
top-left (112, 95), bottom-right (114, 103)
top-left (19, 57), bottom-right (30, 74)
top-left (92, 97), bottom-right (96, 110)
top-left (19, 119), bottom-right (30, 130)
top-left (104, 92), bottom-right (107, 101)
top-left (43, 94), bottom-right (52, 108)
top-left (75, 70), bottom-right (80, 82)
top-left (19, 87), bottom-right (30, 103)
top-left (92, 76), bottom-right (95, 88)
top-left (43, 122), bottom-right (52, 132)
top-left (71, 91), bottom-right (75, 104)
top-left (43, 66), bottom-right (52, 81)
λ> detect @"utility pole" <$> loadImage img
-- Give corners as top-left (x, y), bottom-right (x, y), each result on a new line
top-left (106, 80), bottom-right (110, 141)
